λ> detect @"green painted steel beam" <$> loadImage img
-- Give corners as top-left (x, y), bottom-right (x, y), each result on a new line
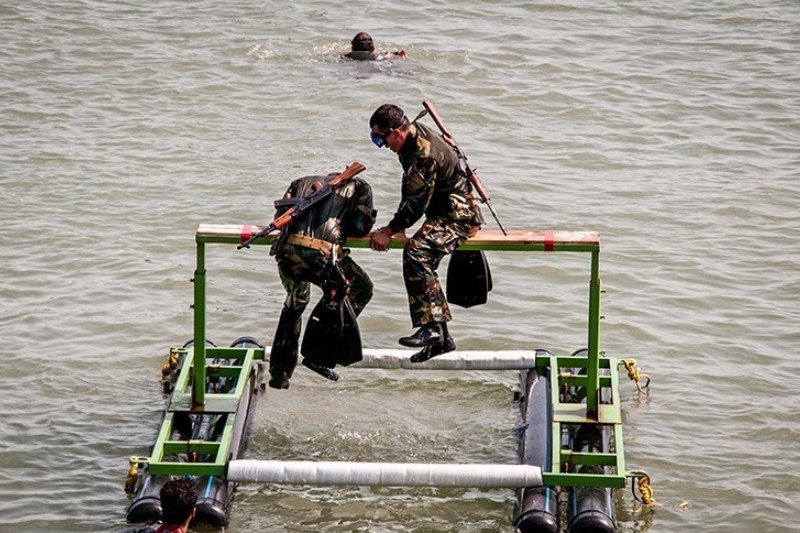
top-left (586, 250), bottom-right (601, 418)
top-left (194, 226), bottom-right (600, 252)
top-left (197, 234), bottom-right (600, 252)
top-left (542, 472), bottom-right (626, 489)
top-left (552, 403), bottom-right (621, 425)
top-left (172, 347), bottom-right (195, 395)
top-left (614, 421), bottom-right (627, 476)
top-left (148, 412), bottom-right (176, 464)
top-left (206, 366), bottom-right (247, 379)
top-left (559, 451), bottom-right (619, 467)
top-left (163, 441), bottom-right (221, 455)
top-left (169, 393), bottom-right (240, 413)
top-left (147, 461), bottom-right (227, 477)
top-left (536, 356), bottom-right (614, 369)
top-left (548, 360), bottom-right (564, 476)
top-left (556, 375), bottom-right (613, 388)
top-left (192, 241), bottom-right (206, 407)
top-left (205, 346), bottom-right (266, 361)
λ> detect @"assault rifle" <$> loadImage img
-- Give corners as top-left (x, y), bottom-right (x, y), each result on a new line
top-left (421, 101), bottom-right (508, 235)
top-left (237, 161), bottom-right (367, 250)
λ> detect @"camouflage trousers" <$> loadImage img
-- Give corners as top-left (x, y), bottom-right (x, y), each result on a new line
top-left (403, 217), bottom-right (474, 327)
top-left (270, 245), bottom-right (373, 381)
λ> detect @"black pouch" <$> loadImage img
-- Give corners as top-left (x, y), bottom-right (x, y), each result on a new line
top-left (446, 250), bottom-right (493, 308)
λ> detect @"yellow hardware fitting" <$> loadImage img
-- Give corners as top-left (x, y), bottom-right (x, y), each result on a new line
top-left (638, 474), bottom-right (656, 505)
top-left (162, 348), bottom-right (181, 377)
top-left (622, 358), bottom-right (651, 392)
top-left (168, 348), bottom-right (180, 368)
top-left (630, 471), bottom-right (656, 506)
top-left (124, 456), bottom-right (140, 495)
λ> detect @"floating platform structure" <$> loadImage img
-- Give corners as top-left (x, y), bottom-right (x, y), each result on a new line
top-left (125, 226), bottom-right (650, 531)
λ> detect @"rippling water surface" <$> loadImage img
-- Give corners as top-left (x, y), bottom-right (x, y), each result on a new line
top-left (1, 1), bottom-right (799, 532)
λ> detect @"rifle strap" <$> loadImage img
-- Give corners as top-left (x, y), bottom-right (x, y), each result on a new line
top-left (285, 234), bottom-right (343, 259)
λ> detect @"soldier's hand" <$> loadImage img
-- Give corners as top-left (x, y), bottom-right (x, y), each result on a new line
top-left (369, 227), bottom-right (393, 252)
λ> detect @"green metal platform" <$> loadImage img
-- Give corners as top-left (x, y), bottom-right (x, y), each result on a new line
top-left (139, 224), bottom-right (636, 491)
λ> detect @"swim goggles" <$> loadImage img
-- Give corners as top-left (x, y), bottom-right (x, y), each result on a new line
top-left (370, 130), bottom-right (389, 148)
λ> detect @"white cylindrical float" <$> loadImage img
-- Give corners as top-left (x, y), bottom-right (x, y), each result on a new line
top-left (228, 460), bottom-right (542, 488)
top-left (354, 349), bottom-right (537, 370)
top-left (260, 347), bottom-right (538, 370)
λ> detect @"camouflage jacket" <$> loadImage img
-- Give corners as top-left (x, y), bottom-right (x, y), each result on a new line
top-left (271, 173), bottom-right (376, 253)
top-left (387, 122), bottom-right (483, 233)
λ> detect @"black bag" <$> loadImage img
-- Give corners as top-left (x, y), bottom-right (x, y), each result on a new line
top-left (446, 250), bottom-right (493, 308)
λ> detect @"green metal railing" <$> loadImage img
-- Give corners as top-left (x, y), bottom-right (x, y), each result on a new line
top-left (144, 225), bottom-right (626, 488)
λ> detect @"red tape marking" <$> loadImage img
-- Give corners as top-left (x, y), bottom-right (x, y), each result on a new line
top-left (240, 225), bottom-right (253, 244)
top-left (544, 230), bottom-right (555, 251)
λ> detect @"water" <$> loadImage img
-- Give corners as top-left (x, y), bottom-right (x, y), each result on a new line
top-left (1, 1), bottom-right (799, 531)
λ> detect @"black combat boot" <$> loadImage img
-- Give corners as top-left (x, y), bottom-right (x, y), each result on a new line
top-left (398, 322), bottom-right (445, 348)
top-left (410, 336), bottom-right (456, 363)
top-left (410, 322), bottom-right (456, 362)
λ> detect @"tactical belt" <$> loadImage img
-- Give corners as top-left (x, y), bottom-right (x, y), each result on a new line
top-left (285, 234), bottom-right (343, 258)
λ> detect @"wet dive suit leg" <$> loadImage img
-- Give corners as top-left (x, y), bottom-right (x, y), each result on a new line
top-left (269, 255), bottom-right (314, 389)
top-left (269, 297), bottom-right (306, 389)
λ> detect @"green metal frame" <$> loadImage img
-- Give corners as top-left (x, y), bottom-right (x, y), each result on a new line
top-left (144, 344), bottom-right (264, 477)
top-left (143, 226), bottom-right (627, 489)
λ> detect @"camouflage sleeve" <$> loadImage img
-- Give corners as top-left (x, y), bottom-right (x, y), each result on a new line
top-left (342, 179), bottom-right (377, 237)
top-left (387, 157), bottom-right (436, 233)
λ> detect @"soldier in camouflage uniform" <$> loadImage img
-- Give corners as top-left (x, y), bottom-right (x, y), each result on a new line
top-left (368, 103), bottom-right (483, 361)
top-left (269, 171), bottom-right (376, 389)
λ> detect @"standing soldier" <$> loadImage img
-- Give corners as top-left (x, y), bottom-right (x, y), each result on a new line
top-left (269, 170), bottom-right (376, 389)
top-left (368, 103), bottom-right (483, 362)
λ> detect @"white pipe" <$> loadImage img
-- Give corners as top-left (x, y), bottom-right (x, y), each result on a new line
top-left (353, 349), bottom-right (537, 370)
top-left (259, 348), bottom-right (539, 370)
top-left (227, 460), bottom-right (542, 488)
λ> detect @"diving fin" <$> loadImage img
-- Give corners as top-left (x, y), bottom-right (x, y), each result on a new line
top-left (446, 250), bottom-right (492, 308)
top-left (300, 260), bottom-right (363, 372)
top-left (302, 297), bottom-right (362, 368)
top-left (301, 300), bottom-right (341, 369)
top-left (302, 358), bottom-right (339, 381)
top-left (335, 298), bottom-right (362, 366)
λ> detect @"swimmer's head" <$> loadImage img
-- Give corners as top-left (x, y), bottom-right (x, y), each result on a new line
top-left (351, 32), bottom-right (374, 53)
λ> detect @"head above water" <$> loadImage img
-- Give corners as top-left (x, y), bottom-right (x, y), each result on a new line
top-left (351, 32), bottom-right (374, 52)
top-left (160, 477), bottom-right (197, 528)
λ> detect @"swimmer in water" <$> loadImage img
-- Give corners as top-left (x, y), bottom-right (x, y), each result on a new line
top-left (344, 32), bottom-right (406, 61)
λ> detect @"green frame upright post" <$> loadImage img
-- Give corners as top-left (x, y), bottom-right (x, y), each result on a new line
top-left (192, 240), bottom-right (207, 407)
top-left (586, 249), bottom-right (601, 419)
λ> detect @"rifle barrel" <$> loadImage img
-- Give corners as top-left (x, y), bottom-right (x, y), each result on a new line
top-left (485, 200), bottom-right (507, 235)
top-left (237, 225), bottom-right (274, 249)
